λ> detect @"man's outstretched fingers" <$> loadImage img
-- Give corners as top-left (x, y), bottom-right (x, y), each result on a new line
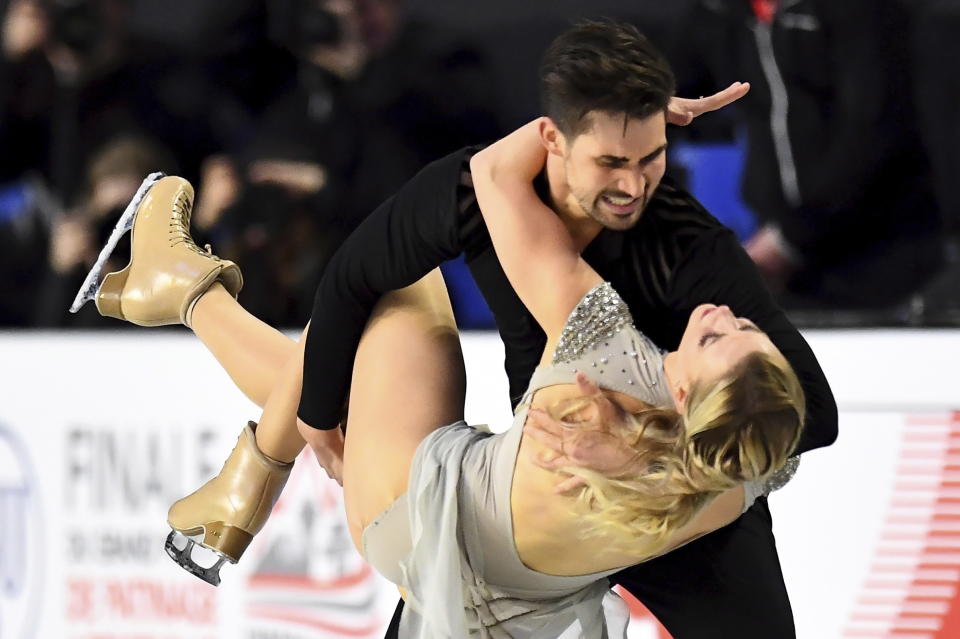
top-left (574, 373), bottom-right (625, 426)
top-left (535, 448), bottom-right (565, 469)
top-left (667, 82), bottom-right (751, 126)
top-left (575, 372), bottom-right (603, 398)
top-left (523, 422), bottom-right (564, 453)
top-left (554, 475), bottom-right (587, 494)
top-left (527, 408), bottom-right (570, 436)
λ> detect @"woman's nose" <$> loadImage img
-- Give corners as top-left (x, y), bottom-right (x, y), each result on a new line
top-left (715, 305), bottom-right (738, 325)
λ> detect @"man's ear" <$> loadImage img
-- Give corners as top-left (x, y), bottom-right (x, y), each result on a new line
top-left (539, 117), bottom-right (567, 157)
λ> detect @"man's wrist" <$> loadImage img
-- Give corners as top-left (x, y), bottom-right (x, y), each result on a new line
top-left (764, 224), bottom-right (802, 266)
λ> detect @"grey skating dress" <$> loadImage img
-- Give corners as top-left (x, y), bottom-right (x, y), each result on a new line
top-left (361, 282), bottom-right (798, 638)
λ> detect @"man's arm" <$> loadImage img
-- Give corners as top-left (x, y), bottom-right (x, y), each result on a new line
top-left (669, 228), bottom-right (838, 454)
top-left (297, 87), bottom-right (758, 430)
top-left (298, 148), bottom-right (468, 429)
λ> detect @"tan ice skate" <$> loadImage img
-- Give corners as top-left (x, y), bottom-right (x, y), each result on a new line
top-left (165, 422), bottom-right (292, 586)
top-left (69, 173), bottom-right (242, 327)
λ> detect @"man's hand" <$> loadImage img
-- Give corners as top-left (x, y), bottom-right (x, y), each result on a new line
top-left (297, 418), bottom-right (345, 485)
top-left (744, 224), bottom-right (798, 290)
top-left (2, 0), bottom-right (48, 60)
top-left (49, 216), bottom-right (94, 273)
top-left (248, 159), bottom-right (327, 196)
top-left (523, 373), bottom-right (644, 493)
top-left (306, 0), bottom-right (369, 80)
top-left (667, 82), bottom-right (751, 126)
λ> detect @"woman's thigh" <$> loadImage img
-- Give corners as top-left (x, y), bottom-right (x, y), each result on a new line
top-left (341, 269), bottom-right (466, 549)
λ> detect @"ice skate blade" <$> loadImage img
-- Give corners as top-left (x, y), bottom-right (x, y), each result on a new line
top-left (68, 172), bottom-right (165, 314)
top-left (165, 529), bottom-right (233, 587)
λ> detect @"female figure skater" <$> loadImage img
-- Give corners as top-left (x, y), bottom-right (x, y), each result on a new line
top-left (71, 118), bottom-right (803, 636)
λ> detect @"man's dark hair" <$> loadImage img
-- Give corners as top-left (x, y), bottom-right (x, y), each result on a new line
top-left (540, 20), bottom-right (676, 137)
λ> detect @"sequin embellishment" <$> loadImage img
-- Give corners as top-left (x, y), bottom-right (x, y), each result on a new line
top-left (765, 456), bottom-right (800, 493)
top-left (553, 282), bottom-right (633, 364)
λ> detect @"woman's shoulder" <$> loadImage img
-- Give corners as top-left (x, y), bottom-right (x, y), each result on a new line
top-left (553, 282), bottom-right (633, 364)
top-left (537, 282), bottom-right (671, 407)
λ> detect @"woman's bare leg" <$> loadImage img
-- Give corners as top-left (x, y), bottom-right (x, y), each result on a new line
top-left (166, 287), bottom-right (308, 582)
top-left (191, 283), bottom-right (296, 407)
top-left (190, 282), bottom-right (306, 462)
top-left (252, 324), bottom-right (310, 462)
top-left (340, 269), bottom-right (466, 550)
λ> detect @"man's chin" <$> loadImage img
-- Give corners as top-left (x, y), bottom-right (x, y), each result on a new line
top-left (591, 208), bottom-right (643, 230)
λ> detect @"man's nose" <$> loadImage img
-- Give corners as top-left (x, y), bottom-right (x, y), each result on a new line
top-left (615, 168), bottom-right (645, 198)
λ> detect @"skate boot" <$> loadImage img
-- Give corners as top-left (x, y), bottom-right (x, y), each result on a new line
top-left (70, 173), bottom-right (242, 327)
top-left (165, 422), bottom-right (292, 586)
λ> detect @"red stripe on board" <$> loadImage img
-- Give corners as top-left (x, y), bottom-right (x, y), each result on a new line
top-left (613, 586), bottom-right (673, 639)
top-left (904, 416), bottom-right (953, 425)
top-left (844, 412), bottom-right (960, 638)
top-left (248, 565), bottom-right (373, 591)
top-left (844, 632), bottom-right (933, 638)
top-left (247, 606), bottom-right (381, 636)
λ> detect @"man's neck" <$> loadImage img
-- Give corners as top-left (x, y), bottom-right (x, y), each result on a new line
top-left (544, 153), bottom-right (603, 252)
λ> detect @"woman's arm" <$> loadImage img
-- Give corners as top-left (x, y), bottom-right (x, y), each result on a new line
top-left (470, 120), bottom-right (602, 340)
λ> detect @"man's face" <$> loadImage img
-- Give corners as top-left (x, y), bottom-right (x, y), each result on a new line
top-left (560, 110), bottom-right (667, 230)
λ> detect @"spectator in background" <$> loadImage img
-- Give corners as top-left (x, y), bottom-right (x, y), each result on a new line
top-left (907, 0), bottom-right (960, 324)
top-left (0, 0), bottom-right (50, 186)
top-left (33, 134), bottom-right (178, 326)
top-left (0, 0), bottom-right (498, 327)
top-left (0, 176), bottom-right (49, 327)
top-left (193, 0), bottom-right (500, 326)
top-left (0, 0), bottom-right (146, 325)
top-left (123, 0), bottom-right (297, 182)
top-left (670, 0), bottom-right (943, 312)
top-left (0, 0), bottom-right (148, 205)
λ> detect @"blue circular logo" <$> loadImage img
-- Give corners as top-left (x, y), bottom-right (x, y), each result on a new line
top-left (0, 423), bottom-right (44, 639)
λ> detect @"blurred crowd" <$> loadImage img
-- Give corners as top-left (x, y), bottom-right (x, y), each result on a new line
top-left (1, 0), bottom-right (957, 329)
top-left (0, 0), bottom-right (499, 327)
top-left (671, 0), bottom-right (960, 324)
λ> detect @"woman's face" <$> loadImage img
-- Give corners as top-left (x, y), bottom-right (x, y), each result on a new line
top-left (673, 304), bottom-right (779, 393)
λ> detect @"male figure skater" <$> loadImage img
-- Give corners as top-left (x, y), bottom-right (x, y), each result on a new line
top-left (296, 20), bottom-right (836, 638)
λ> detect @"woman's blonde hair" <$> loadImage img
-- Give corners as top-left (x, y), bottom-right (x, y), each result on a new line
top-left (558, 350), bottom-right (805, 555)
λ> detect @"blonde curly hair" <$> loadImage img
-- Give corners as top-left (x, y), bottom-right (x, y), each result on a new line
top-left (556, 350), bottom-right (805, 556)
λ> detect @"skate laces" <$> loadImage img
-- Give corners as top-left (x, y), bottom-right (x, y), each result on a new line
top-left (169, 191), bottom-right (219, 258)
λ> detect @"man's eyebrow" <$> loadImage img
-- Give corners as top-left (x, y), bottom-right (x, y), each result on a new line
top-left (640, 144), bottom-right (668, 163)
top-left (597, 155), bottom-right (630, 164)
top-left (597, 144), bottom-right (667, 166)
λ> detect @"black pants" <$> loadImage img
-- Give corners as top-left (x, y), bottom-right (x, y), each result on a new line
top-left (383, 497), bottom-right (793, 638)
top-left (912, 0), bottom-right (960, 234)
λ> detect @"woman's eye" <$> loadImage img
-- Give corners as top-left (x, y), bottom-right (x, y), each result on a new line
top-left (698, 332), bottom-right (720, 347)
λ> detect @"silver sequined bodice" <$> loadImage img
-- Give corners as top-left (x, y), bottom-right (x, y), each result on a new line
top-left (524, 282), bottom-right (675, 409)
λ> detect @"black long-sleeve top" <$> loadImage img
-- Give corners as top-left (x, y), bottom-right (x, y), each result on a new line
top-left (299, 147), bottom-right (837, 456)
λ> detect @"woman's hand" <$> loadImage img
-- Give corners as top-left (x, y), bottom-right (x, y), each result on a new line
top-left (471, 118), bottom-right (549, 185)
top-left (667, 82), bottom-right (751, 126)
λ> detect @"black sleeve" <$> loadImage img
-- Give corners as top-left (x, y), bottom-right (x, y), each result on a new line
top-left (297, 149), bottom-right (468, 428)
top-left (668, 228), bottom-right (838, 455)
